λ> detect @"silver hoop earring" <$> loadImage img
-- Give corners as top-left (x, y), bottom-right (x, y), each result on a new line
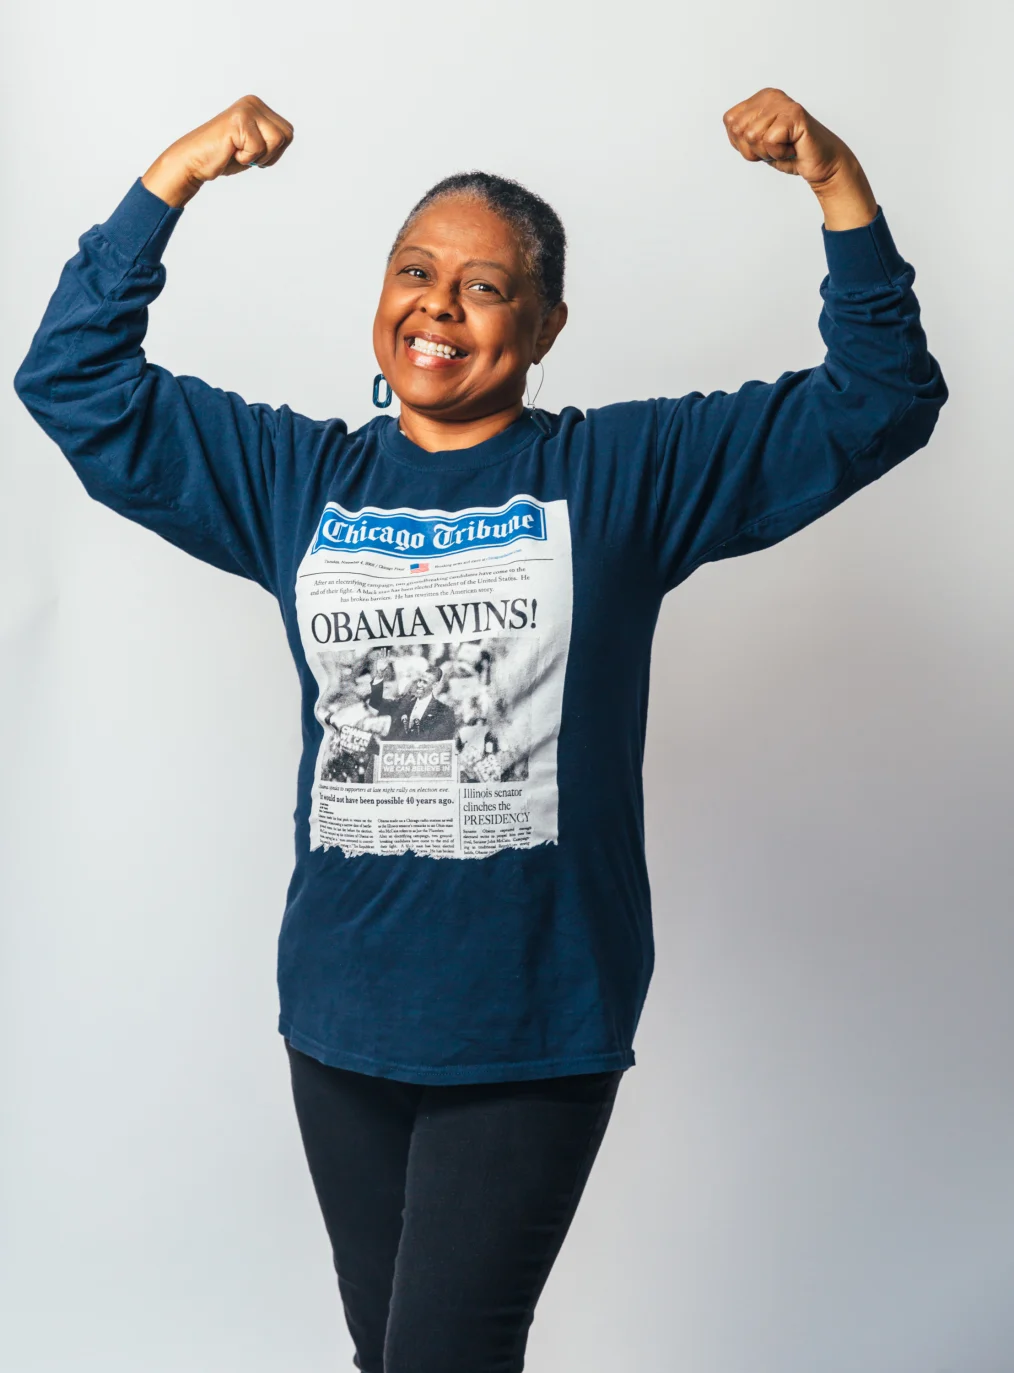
top-left (525, 361), bottom-right (545, 410)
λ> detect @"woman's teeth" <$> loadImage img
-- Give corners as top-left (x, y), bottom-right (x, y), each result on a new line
top-left (409, 338), bottom-right (461, 358)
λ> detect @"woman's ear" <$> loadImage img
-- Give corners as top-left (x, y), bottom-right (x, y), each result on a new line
top-left (533, 302), bottom-right (568, 364)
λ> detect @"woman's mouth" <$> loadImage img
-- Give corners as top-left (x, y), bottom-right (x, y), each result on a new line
top-left (404, 334), bottom-right (468, 369)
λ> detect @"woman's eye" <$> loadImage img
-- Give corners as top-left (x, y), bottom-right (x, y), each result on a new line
top-left (399, 266), bottom-right (428, 279)
top-left (468, 282), bottom-right (499, 295)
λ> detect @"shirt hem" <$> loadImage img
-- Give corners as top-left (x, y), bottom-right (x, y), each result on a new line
top-left (821, 205), bottom-right (907, 289)
top-left (279, 1020), bottom-right (635, 1084)
top-left (98, 178), bottom-right (183, 266)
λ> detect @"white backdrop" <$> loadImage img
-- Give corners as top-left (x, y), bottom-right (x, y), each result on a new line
top-left (3, 1), bottom-right (1012, 1369)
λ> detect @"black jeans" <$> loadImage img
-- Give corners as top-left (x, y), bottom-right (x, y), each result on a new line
top-left (286, 1043), bottom-right (622, 1373)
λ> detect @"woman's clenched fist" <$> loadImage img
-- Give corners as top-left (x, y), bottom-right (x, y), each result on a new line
top-left (142, 95), bottom-right (294, 208)
top-left (722, 88), bottom-right (878, 230)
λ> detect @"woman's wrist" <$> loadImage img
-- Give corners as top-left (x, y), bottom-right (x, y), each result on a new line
top-left (810, 152), bottom-right (878, 231)
top-left (141, 152), bottom-right (203, 209)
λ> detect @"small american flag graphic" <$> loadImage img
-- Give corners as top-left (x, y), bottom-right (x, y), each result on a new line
top-left (409, 562), bottom-right (430, 574)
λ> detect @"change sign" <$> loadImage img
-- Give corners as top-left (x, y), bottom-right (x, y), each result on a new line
top-left (376, 741), bottom-right (456, 782)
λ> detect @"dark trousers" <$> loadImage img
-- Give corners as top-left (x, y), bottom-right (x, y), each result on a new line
top-left (286, 1043), bottom-right (622, 1373)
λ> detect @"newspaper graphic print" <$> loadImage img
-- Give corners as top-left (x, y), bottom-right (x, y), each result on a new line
top-left (295, 497), bottom-right (573, 859)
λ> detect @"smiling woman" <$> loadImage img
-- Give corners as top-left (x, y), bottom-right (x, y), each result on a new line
top-left (13, 90), bottom-right (947, 1373)
top-left (373, 171), bottom-right (569, 447)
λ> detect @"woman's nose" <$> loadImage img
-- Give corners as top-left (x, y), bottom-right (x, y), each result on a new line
top-left (420, 282), bottom-right (464, 321)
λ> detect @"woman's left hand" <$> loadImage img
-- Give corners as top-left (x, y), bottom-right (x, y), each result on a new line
top-left (722, 88), bottom-right (878, 230)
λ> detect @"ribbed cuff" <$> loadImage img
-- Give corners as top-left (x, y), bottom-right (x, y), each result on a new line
top-left (821, 207), bottom-right (907, 289)
top-left (98, 178), bottom-right (183, 266)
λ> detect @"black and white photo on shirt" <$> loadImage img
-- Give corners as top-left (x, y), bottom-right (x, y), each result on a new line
top-left (316, 638), bottom-right (534, 784)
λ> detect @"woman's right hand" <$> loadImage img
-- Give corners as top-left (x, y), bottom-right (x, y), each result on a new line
top-left (141, 95), bottom-right (294, 208)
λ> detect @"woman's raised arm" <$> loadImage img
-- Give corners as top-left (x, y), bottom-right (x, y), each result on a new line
top-left (13, 97), bottom-right (303, 594)
top-left (650, 90), bottom-right (948, 591)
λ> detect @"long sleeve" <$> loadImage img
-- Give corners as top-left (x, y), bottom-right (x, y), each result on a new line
top-left (651, 208), bottom-right (948, 592)
top-left (13, 180), bottom-right (289, 594)
top-left (369, 682), bottom-right (390, 715)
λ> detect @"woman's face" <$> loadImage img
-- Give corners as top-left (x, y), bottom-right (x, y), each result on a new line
top-left (372, 196), bottom-right (567, 423)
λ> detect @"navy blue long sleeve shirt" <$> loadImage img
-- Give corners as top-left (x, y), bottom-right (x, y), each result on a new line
top-left (14, 180), bottom-right (946, 1082)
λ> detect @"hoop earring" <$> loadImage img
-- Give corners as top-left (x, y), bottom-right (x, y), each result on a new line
top-left (524, 361), bottom-right (545, 411)
top-left (373, 374), bottom-right (393, 408)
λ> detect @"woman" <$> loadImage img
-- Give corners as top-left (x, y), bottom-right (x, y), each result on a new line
top-left (15, 90), bottom-right (946, 1372)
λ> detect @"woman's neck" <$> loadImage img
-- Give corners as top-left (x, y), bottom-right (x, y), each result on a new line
top-left (396, 400), bottom-right (525, 453)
